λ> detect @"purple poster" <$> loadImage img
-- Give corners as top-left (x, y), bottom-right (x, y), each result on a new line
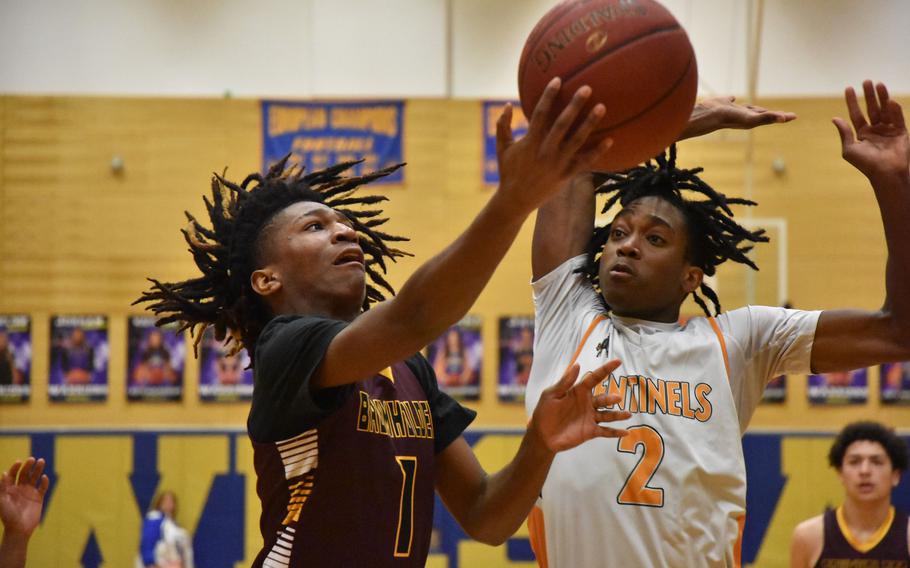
top-left (762, 375), bottom-right (786, 403)
top-left (808, 368), bottom-right (868, 405)
top-left (0, 315), bottom-right (31, 403)
top-left (199, 327), bottom-right (253, 402)
top-left (881, 362), bottom-right (910, 404)
top-left (49, 315), bottom-right (109, 402)
top-left (426, 315), bottom-right (482, 400)
top-left (127, 316), bottom-right (185, 402)
top-left (498, 316), bottom-right (535, 402)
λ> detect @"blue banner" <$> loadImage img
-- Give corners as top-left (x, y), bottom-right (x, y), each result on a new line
top-left (262, 100), bottom-right (404, 184)
top-left (483, 101), bottom-right (528, 185)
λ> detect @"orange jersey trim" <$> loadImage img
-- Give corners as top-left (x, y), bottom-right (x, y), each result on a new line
top-left (707, 317), bottom-right (731, 382)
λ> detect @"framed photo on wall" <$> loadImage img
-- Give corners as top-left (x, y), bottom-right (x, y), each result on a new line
top-left (199, 327), bottom-right (253, 402)
top-left (49, 315), bottom-right (109, 402)
top-left (498, 316), bottom-right (534, 403)
top-left (426, 315), bottom-right (482, 400)
top-left (0, 315), bottom-right (31, 403)
top-left (127, 316), bottom-right (185, 402)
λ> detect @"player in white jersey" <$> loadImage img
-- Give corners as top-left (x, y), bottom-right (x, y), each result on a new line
top-left (524, 81), bottom-right (910, 568)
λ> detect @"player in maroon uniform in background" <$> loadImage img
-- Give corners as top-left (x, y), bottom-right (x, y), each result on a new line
top-left (137, 80), bottom-right (634, 567)
top-left (791, 422), bottom-right (910, 567)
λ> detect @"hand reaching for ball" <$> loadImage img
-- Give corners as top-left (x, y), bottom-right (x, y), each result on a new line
top-left (680, 96), bottom-right (797, 140)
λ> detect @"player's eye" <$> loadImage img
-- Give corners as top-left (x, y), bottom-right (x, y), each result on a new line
top-left (611, 228), bottom-right (626, 239)
top-left (647, 234), bottom-right (665, 245)
top-left (304, 222), bottom-right (324, 232)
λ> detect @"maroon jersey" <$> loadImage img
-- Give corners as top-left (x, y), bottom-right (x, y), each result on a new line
top-left (248, 315), bottom-right (475, 567)
top-left (815, 507), bottom-right (910, 568)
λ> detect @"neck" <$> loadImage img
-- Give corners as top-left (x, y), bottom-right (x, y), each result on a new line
top-left (842, 497), bottom-right (892, 533)
top-left (276, 295), bottom-right (361, 322)
top-left (611, 304), bottom-right (682, 324)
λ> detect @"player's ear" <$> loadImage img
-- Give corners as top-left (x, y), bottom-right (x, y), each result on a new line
top-left (251, 268), bottom-right (281, 297)
top-left (681, 265), bottom-right (703, 294)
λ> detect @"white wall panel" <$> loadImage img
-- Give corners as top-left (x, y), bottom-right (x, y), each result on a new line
top-left (1, 0), bottom-right (909, 98)
top-left (309, 0), bottom-right (447, 97)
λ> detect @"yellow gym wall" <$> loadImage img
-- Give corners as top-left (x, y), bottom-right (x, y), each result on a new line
top-left (0, 93), bottom-right (908, 432)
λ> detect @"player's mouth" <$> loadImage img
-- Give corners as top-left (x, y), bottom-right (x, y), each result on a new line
top-left (608, 262), bottom-right (636, 279)
top-left (333, 247), bottom-right (365, 268)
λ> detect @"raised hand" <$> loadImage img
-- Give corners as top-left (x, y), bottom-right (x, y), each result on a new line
top-left (833, 80), bottom-right (910, 183)
top-left (496, 78), bottom-right (613, 215)
top-left (681, 96), bottom-right (797, 140)
top-left (0, 457), bottom-right (49, 537)
top-left (529, 359), bottom-right (631, 453)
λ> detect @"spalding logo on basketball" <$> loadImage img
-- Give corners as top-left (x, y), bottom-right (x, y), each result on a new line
top-left (518, 0), bottom-right (698, 171)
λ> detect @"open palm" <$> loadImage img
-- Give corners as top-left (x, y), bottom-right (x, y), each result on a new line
top-left (530, 359), bottom-right (631, 452)
top-left (0, 458), bottom-right (49, 537)
top-left (834, 81), bottom-right (910, 181)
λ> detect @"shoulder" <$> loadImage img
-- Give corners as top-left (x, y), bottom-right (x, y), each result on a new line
top-left (256, 315), bottom-right (347, 363)
top-left (791, 514), bottom-right (825, 565)
top-left (404, 352), bottom-right (438, 392)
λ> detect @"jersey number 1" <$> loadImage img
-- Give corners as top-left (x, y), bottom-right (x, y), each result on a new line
top-left (394, 456), bottom-right (417, 557)
top-left (616, 425), bottom-right (665, 507)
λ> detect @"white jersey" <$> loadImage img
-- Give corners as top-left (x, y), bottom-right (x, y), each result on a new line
top-left (525, 255), bottom-right (820, 568)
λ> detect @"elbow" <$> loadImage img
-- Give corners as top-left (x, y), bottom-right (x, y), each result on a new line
top-left (463, 525), bottom-right (509, 547)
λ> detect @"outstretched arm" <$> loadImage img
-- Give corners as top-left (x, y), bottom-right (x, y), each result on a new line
top-left (435, 360), bottom-right (630, 545)
top-left (811, 81), bottom-right (910, 372)
top-left (314, 80), bottom-right (613, 388)
top-left (531, 97), bottom-right (797, 281)
top-left (0, 457), bottom-right (49, 568)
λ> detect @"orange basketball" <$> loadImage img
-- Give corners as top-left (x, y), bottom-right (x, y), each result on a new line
top-left (518, 0), bottom-right (698, 171)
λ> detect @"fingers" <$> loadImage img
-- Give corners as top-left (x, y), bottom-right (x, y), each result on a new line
top-left (17, 457), bottom-right (35, 485)
top-left (862, 80), bottom-right (881, 125)
top-left (571, 136), bottom-right (613, 173)
top-left (580, 359), bottom-right (622, 391)
top-left (560, 103), bottom-right (606, 154)
top-left (541, 86), bottom-right (593, 150)
top-left (595, 425), bottom-right (629, 438)
top-left (845, 86), bottom-right (867, 132)
top-left (593, 409), bottom-right (632, 423)
top-left (526, 77), bottom-right (562, 141)
top-left (7, 460), bottom-right (22, 483)
top-left (38, 475), bottom-right (50, 498)
top-left (832, 117), bottom-right (855, 149)
top-left (495, 103), bottom-right (515, 157)
top-left (592, 393), bottom-right (621, 408)
top-left (885, 99), bottom-right (906, 131)
top-left (549, 362), bottom-right (581, 396)
top-left (27, 459), bottom-right (46, 486)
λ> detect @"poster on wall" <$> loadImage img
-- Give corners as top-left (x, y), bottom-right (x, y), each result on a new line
top-left (199, 327), bottom-right (253, 402)
top-left (881, 362), bottom-right (910, 404)
top-left (808, 369), bottom-right (868, 405)
top-left (49, 315), bottom-right (109, 402)
top-left (761, 375), bottom-right (787, 403)
top-left (426, 315), bottom-right (482, 400)
top-left (127, 316), bottom-right (185, 402)
top-left (0, 315), bottom-right (31, 403)
top-left (498, 316), bottom-right (535, 402)
top-left (482, 101), bottom-right (528, 185)
top-left (261, 100), bottom-right (404, 183)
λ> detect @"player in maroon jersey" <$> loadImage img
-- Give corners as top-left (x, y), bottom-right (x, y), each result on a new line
top-left (137, 79), bottom-right (635, 566)
top-left (791, 421), bottom-right (909, 567)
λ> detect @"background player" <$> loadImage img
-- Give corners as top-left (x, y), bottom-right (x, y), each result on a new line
top-left (524, 80), bottom-right (910, 567)
top-left (138, 79), bottom-right (632, 566)
top-left (790, 421), bottom-right (909, 567)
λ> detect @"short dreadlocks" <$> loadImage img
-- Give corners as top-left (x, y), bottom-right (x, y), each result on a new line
top-left (579, 145), bottom-right (768, 316)
top-left (134, 155), bottom-right (409, 360)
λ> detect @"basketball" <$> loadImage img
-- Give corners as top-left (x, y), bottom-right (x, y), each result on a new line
top-left (518, 0), bottom-right (698, 171)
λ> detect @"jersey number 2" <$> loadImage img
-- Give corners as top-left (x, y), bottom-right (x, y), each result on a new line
top-left (394, 456), bottom-right (417, 557)
top-left (616, 425), bottom-right (665, 507)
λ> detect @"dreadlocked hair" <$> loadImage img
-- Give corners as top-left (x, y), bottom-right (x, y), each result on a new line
top-left (579, 144), bottom-right (768, 316)
top-left (134, 154), bottom-right (409, 361)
